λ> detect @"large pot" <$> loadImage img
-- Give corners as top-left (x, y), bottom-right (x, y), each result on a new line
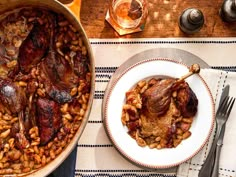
top-left (0, 0), bottom-right (94, 176)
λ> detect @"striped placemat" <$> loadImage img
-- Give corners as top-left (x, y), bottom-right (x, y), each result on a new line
top-left (51, 38), bottom-right (236, 177)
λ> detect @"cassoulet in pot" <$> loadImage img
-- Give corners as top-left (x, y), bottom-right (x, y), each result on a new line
top-left (0, 7), bottom-right (91, 175)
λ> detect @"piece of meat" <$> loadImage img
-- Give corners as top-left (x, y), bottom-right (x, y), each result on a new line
top-left (175, 82), bottom-right (198, 117)
top-left (38, 13), bottom-right (80, 103)
top-left (142, 78), bottom-right (176, 117)
top-left (0, 79), bottom-right (30, 149)
top-left (142, 78), bottom-right (198, 118)
top-left (39, 51), bottom-right (73, 103)
top-left (39, 50), bottom-right (78, 103)
top-left (18, 21), bottom-right (50, 73)
top-left (0, 78), bottom-right (26, 113)
top-left (36, 98), bottom-right (62, 145)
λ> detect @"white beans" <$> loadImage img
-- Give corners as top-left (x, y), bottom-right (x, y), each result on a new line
top-left (121, 77), bottom-right (194, 149)
top-left (0, 7), bottom-right (91, 175)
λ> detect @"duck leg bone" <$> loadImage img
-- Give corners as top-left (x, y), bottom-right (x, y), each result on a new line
top-left (177, 64), bottom-right (200, 83)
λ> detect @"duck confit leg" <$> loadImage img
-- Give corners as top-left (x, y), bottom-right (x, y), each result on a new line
top-left (0, 78), bottom-right (29, 149)
top-left (36, 98), bottom-right (61, 145)
top-left (18, 21), bottom-right (50, 74)
top-left (39, 13), bottom-right (80, 104)
top-left (142, 64), bottom-right (200, 117)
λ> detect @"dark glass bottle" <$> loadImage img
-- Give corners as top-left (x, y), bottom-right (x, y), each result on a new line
top-left (220, 0), bottom-right (236, 22)
top-left (179, 8), bottom-right (204, 34)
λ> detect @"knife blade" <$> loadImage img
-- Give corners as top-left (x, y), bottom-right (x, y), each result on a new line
top-left (219, 85), bottom-right (230, 107)
top-left (216, 85), bottom-right (230, 147)
top-left (211, 85), bottom-right (230, 177)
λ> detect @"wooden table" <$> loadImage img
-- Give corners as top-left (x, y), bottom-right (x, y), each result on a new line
top-left (73, 0), bottom-right (236, 38)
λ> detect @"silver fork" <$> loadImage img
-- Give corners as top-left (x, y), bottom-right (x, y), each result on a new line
top-left (198, 96), bottom-right (236, 177)
top-left (211, 96), bottom-right (235, 177)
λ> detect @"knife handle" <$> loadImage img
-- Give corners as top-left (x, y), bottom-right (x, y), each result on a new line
top-left (211, 144), bottom-right (222, 177)
top-left (198, 125), bottom-right (223, 177)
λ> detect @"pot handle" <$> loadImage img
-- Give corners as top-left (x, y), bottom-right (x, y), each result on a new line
top-left (64, 0), bottom-right (81, 21)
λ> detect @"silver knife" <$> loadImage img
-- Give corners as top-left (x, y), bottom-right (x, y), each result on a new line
top-left (211, 85), bottom-right (230, 177)
top-left (219, 85), bottom-right (230, 106)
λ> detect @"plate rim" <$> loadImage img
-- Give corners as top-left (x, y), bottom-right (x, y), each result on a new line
top-left (103, 58), bottom-right (215, 169)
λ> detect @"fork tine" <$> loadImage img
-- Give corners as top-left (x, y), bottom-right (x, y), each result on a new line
top-left (217, 96), bottom-right (229, 114)
top-left (221, 97), bottom-right (230, 114)
top-left (226, 97), bottom-right (235, 117)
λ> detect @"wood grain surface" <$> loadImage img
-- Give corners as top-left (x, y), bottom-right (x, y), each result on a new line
top-left (76, 0), bottom-right (236, 38)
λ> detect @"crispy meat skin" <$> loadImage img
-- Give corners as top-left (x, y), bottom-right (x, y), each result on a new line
top-left (39, 51), bottom-right (73, 104)
top-left (142, 78), bottom-right (198, 118)
top-left (0, 78), bottom-right (26, 113)
top-left (18, 22), bottom-right (50, 73)
top-left (36, 98), bottom-right (61, 145)
top-left (175, 82), bottom-right (198, 117)
top-left (142, 78), bottom-right (175, 117)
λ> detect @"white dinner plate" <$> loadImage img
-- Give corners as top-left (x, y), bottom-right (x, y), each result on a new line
top-left (103, 58), bottom-right (215, 169)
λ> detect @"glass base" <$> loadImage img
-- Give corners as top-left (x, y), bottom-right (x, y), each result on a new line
top-left (105, 10), bottom-right (145, 36)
